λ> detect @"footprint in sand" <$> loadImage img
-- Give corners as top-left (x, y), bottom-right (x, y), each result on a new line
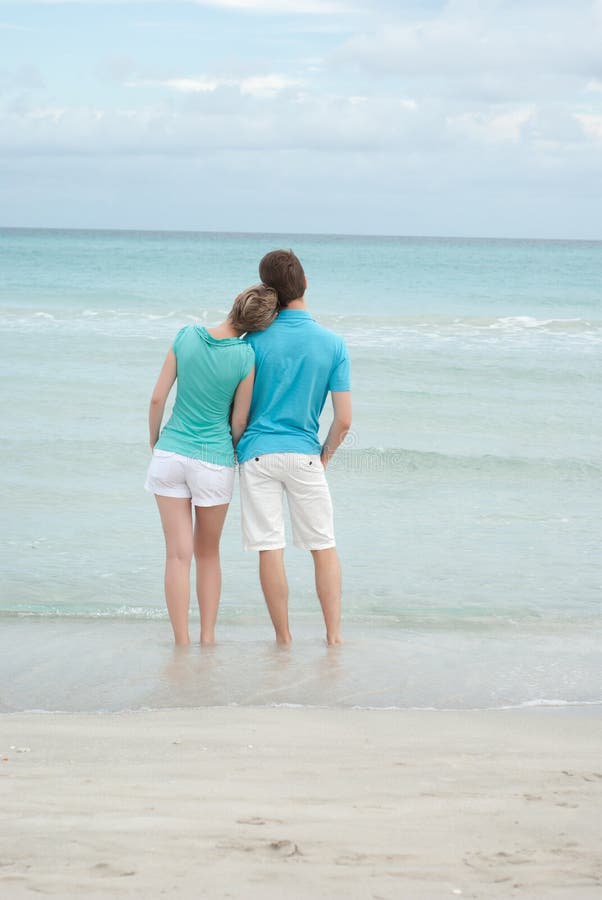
top-left (562, 770), bottom-right (602, 781)
top-left (91, 862), bottom-right (136, 877)
top-left (216, 838), bottom-right (301, 858)
top-left (335, 852), bottom-right (369, 865)
top-left (236, 816), bottom-right (284, 826)
top-left (268, 840), bottom-right (301, 858)
top-left (494, 852), bottom-right (530, 865)
top-left (465, 851), bottom-right (530, 869)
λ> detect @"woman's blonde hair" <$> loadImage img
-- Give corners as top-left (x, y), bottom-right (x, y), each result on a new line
top-left (229, 283), bottom-right (279, 333)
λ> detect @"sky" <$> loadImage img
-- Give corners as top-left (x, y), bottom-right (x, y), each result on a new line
top-left (1, 0), bottom-right (602, 238)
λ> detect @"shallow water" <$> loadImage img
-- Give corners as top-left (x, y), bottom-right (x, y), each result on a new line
top-left (1, 619), bottom-right (600, 714)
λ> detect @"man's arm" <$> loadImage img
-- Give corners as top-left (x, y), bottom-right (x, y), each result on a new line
top-left (149, 350), bottom-right (177, 449)
top-left (321, 391), bottom-right (352, 468)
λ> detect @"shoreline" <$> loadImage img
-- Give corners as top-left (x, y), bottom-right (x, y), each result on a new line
top-left (2, 700), bottom-right (602, 717)
top-left (2, 617), bottom-right (600, 714)
top-left (2, 707), bottom-right (601, 898)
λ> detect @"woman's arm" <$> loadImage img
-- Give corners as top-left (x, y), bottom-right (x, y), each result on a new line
top-left (230, 367), bottom-right (255, 448)
top-left (149, 350), bottom-right (177, 450)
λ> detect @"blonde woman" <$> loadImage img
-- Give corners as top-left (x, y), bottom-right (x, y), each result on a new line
top-left (145, 285), bottom-right (278, 645)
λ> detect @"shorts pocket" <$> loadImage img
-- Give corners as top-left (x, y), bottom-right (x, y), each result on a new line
top-left (304, 455), bottom-right (324, 472)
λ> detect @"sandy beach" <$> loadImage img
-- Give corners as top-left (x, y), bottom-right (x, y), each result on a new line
top-left (1, 707), bottom-right (601, 898)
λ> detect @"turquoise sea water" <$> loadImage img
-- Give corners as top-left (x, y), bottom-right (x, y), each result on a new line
top-left (1, 228), bottom-right (601, 712)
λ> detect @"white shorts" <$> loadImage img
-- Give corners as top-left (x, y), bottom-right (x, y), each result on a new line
top-left (239, 453), bottom-right (335, 552)
top-left (145, 449), bottom-right (234, 507)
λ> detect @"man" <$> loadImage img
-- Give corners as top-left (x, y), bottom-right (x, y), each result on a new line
top-left (237, 249), bottom-right (352, 645)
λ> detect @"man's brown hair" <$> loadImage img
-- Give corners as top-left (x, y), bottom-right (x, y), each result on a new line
top-left (259, 249), bottom-right (306, 308)
top-left (229, 284), bottom-right (278, 334)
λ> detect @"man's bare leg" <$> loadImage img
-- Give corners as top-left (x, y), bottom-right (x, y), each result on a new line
top-left (259, 549), bottom-right (292, 644)
top-left (311, 547), bottom-right (343, 645)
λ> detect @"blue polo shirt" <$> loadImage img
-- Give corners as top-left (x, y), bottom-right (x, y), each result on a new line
top-left (236, 309), bottom-right (350, 463)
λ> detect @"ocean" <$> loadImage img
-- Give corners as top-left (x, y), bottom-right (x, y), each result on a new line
top-left (1, 228), bottom-right (600, 712)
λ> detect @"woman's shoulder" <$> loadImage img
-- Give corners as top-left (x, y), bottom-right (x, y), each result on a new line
top-left (173, 324), bottom-right (194, 348)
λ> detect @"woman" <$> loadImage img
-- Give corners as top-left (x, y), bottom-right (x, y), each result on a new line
top-left (145, 285), bottom-right (278, 645)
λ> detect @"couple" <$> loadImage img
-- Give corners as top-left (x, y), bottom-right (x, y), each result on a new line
top-left (145, 250), bottom-right (352, 647)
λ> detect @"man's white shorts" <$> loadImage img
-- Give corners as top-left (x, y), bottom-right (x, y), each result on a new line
top-left (239, 453), bottom-right (335, 551)
top-left (145, 449), bottom-right (234, 507)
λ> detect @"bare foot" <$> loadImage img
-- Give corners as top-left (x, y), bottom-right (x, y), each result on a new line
top-left (326, 634), bottom-right (344, 646)
top-left (174, 636), bottom-right (191, 647)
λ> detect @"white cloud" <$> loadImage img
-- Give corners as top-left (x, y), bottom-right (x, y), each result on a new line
top-left (447, 106), bottom-right (535, 144)
top-left (1, 87), bottom-right (591, 163)
top-left (574, 113), bottom-right (602, 142)
top-left (10, 0), bottom-right (349, 10)
top-left (128, 77), bottom-right (221, 93)
top-left (0, 92), bottom-right (435, 157)
top-left (126, 73), bottom-right (302, 98)
top-left (27, 106), bottom-right (67, 122)
top-left (331, 3), bottom-right (602, 101)
top-left (193, 0), bottom-right (348, 11)
top-left (0, 64), bottom-right (46, 93)
top-left (240, 74), bottom-right (302, 97)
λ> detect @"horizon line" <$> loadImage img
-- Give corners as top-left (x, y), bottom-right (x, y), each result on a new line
top-left (1, 225), bottom-right (601, 244)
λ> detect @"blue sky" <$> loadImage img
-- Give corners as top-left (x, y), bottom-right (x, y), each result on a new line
top-left (1, 0), bottom-right (602, 238)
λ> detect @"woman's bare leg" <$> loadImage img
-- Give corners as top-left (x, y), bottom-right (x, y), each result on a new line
top-left (155, 496), bottom-right (193, 645)
top-left (194, 504), bottom-right (229, 645)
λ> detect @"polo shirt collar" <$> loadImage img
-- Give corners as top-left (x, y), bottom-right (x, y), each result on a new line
top-left (278, 309), bottom-right (313, 319)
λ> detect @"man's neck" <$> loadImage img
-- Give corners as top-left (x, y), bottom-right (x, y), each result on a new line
top-left (284, 297), bottom-right (307, 310)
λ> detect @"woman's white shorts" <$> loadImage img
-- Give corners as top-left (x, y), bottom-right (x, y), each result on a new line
top-left (145, 449), bottom-right (234, 507)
